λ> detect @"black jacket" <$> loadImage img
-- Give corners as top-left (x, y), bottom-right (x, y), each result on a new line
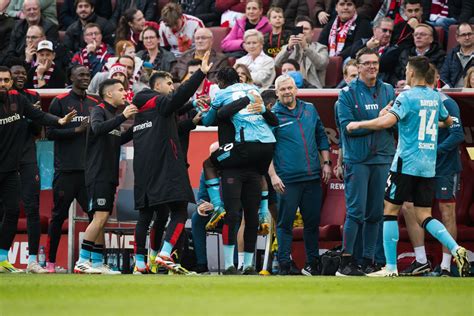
top-left (391, 20), bottom-right (437, 51)
top-left (64, 13), bottom-right (115, 53)
top-left (180, 0), bottom-right (220, 26)
top-left (85, 102), bottom-right (130, 186)
top-left (6, 18), bottom-right (59, 61)
top-left (129, 69), bottom-right (207, 209)
top-left (318, 15), bottom-right (373, 61)
top-left (422, 0), bottom-right (474, 23)
top-left (18, 89), bottom-right (41, 165)
top-left (111, 0), bottom-right (156, 27)
top-left (0, 90), bottom-right (60, 173)
top-left (271, 0), bottom-right (309, 29)
top-left (25, 65), bottom-right (67, 89)
top-left (46, 91), bottom-right (99, 171)
top-left (393, 42), bottom-right (446, 86)
top-left (0, 14), bottom-right (15, 65)
top-left (440, 45), bottom-right (474, 88)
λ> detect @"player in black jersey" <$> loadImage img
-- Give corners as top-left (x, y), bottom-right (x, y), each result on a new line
top-left (10, 64), bottom-right (47, 273)
top-left (74, 79), bottom-right (137, 274)
top-left (44, 65), bottom-right (98, 273)
top-left (0, 66), bottom-right (76, 273)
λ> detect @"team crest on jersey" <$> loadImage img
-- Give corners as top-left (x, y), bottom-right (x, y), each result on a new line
top-left (10, 103), bottom-right (17, 112)
top-left (97, 198), bottom-right (106, 206)
top-left (68, 105), bottom-right (74, 111)
top-left (394, 100), bottom-right (401, 108)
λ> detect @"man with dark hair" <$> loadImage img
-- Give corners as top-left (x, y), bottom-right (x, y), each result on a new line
top-left (64, 0), bottom-right (115, 53)
top-left (70, 23), bottom-right (114, 78)
top-left (401, 64), bottom-right (465, 277)
top-left (5, 0), bottom-right (58, 62)
top-left (10, 64), bottom-right (46, 273)
top-left (391, 0), bottom-right (436, 50)
top-left (44, 65), bottom-right (98, 273)
top-left (0, 66), bottom-right (76, 273)
top-left (130, 54), bottom-right (212, 274)
top-left (336, 47), bottom-right (395, 276)
top-left (74, 79), bottom-right (137, 274)
top-left (275, 15), bottom-right (329, 88)
top-left (346, 56), bottom-right (470, 277)
top-left (440, 23), bottom-right (474, 88)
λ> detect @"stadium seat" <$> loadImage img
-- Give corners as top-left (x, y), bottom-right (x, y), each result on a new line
top-left (319, 179), bottom-right (346, 240)
top-left (209, 27), bottom-right (230, 53)
top-left (434, 26), bottom-right (445, 49)
top-left (324, 56), bottom-right (343, 88)
top-left (446, 24), bottom-right (458, 52)
top-left (312, 28), bottom-right (322, 43)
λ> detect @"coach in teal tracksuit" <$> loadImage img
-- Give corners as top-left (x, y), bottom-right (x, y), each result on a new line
top-left (336, 48), bottom-right (396, 276)
top-left (270, 74), bottom-right (331, 276)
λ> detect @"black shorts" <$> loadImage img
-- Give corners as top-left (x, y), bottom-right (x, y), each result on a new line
top-left (87, 182), bottom-right (117, 213)
top-left (210, 142), bottom-right (274, 175)
top-left (384, 172), bottom-right (435, 207)
top-left (435, 173), bottom-right (460, 201)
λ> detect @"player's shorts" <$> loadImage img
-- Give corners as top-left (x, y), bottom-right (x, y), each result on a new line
top-left (87, 182), bottom-right (117, 213)
top-left (435, 173), bottom-right (460, 201)
top-left (210, 142), bottom-right (274, 175)
top-left (384, 172), bottom-right (435, 207)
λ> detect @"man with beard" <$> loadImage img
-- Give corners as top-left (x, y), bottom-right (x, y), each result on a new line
top-left (44, 65), bottom-right (98, 273)
top-left (0, 66), bottom-right (75, 273)
top-left (10, 64), bottom-right (47, 273)
top-left (130, 52), bottom-right (211, 274)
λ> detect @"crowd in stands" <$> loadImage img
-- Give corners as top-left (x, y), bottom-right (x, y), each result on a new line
top-left (0, 0), bottom-right (472, 91)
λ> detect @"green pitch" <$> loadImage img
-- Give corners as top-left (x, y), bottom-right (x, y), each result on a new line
top-left (1, 275), bottom-right (473, 315)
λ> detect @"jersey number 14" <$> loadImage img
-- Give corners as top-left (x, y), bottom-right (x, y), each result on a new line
top-left (418, 109), bottom-right (437, 142)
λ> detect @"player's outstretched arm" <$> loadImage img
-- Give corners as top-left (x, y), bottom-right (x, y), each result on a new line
top-left (347, 112), bottom-right (397, 132)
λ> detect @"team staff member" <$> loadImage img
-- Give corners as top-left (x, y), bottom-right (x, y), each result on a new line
top-left (347, 56), bottom-right (470, 277)
top-left (74, 79), bottom-right (137, 274)
top-left (336, 48), bottom-right (395, 276)
top-left (10, 64), bottom-right (47, 274)
top-left (45, 65), bottom-right (98, 273)
top-left (401, 65), bottom-right (465, 277)
top-left (269, 74), bottom-right (331, 276)
top-left (130, 52), bottom-right (212, 275)
top-left (0, 66), bottom-right (76, 273)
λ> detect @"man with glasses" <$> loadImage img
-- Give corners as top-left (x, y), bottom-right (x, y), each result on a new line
top-left (71, 23), bottom-right (114, 78)
top-left (171, 27), bottom-right (229, 82)
top-left (351, 17), bottom-right (399, 84)
top-left (393, 23), bottom-right (445, 88)
top-left (335, 47), bottom-right (396, 276)
top-left (440, 23), bottom-right (474, 88)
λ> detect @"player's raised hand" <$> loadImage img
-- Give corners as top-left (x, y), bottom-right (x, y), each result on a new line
top-left (200, 51), bottom-right (213, 74)
top-left (123, 104), bottom-right (138, 118)
top-left (58, 110), bottom-right (77, 125)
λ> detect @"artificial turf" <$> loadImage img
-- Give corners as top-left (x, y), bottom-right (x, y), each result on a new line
top-left (1, 275), bottom-right (473, 316)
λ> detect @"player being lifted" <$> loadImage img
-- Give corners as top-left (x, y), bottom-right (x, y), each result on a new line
top-left (346, 56), bottom-right (470, 277)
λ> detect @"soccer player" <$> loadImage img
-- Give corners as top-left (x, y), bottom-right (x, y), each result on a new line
top-left (45, 65), bottom-right (98, 273)
top-left (400, 64), bottom-right (465, 277)
top-left (336, 48), bottom-right (396, 276)
top-left (201, 67), bottom-right (278, 275)
top-left (10, 64), bottom-right (47, 273)
top-left (130, 52), bottom-right (212, 275)
top-left (74, 79), bottom-right (137, 274)
top-left (346, 56), bottom-right (470, 277)
top-left (0, 66), bottom-right (76, 273)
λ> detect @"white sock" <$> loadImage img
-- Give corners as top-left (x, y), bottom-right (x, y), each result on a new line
top-left (414, 246), bottom-right (427, 264)
top-left (440, 253), bottom-right (452, 271)
top-left (238, 252), bottom-right (244, 269)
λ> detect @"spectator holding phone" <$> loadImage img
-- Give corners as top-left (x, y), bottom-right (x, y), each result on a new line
top-left (275, 15), bottom-right (329, 88)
